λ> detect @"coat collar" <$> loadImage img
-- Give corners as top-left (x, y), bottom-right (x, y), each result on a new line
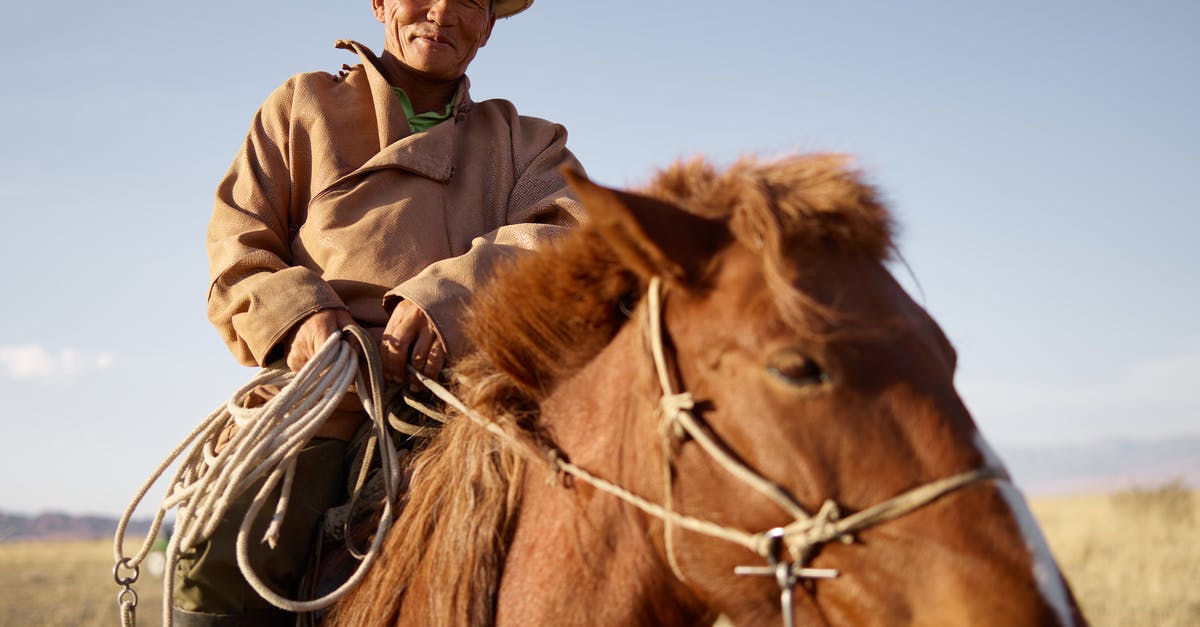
top-left (334, 40), bottom-right (474, 183)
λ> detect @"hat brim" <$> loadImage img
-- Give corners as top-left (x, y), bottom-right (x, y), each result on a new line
top-left (495, 0), bottom-right (533, 18)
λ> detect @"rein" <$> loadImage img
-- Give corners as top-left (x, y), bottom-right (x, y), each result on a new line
top-left (415, 276), bottom-right (1000, 627)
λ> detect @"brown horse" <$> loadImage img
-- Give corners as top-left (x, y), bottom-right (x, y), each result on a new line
top-left (327, 155), bottom-right (1086, 626)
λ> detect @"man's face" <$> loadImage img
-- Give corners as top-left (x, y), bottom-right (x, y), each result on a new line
top-left (373, 0), bottom-right (495, 81)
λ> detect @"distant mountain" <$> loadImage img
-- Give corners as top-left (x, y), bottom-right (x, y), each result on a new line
top-left (0, 511), bottom-right (154, 543)
top-left (996, 434), bottom-right (1200, 496)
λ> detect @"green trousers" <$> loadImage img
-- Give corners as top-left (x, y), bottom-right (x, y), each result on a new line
top-left (172, 439), bottom-right (348, 626)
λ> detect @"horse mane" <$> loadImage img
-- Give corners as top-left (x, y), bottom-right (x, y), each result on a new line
top-left (327, 153), bottom-right (893, 626)
top-left (328, 224), bottom-right (640, 627)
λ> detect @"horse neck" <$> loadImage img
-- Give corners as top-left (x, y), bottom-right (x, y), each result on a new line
top-left (494, 316), bottom-right (710, 626)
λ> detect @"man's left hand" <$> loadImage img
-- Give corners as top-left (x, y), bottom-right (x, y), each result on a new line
top-left (381, 300), bottom-right (446, 390)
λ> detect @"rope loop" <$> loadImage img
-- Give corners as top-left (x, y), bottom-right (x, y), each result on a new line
top-left (114, 324), bottom-right (402, 626)
top-left (117, 586), bottom-right (139, 608)
top-left (118, 587), bottom-right (138, 627)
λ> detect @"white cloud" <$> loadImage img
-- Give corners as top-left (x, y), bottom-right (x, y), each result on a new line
top-left (0, 345), bottom-right (116, 380)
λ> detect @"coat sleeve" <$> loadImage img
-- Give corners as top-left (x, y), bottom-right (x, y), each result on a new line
top-left (384, 120), bottom-right (587, 361)
top-left (206, 79), bottom-right (345, 366)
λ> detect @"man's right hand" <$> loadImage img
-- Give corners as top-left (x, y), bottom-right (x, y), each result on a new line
top-left (286, 308), bottom-right (354, 372)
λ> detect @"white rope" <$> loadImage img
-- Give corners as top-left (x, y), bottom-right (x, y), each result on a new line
top-left (409, 276), bottom-right (999, 581)
top-left (408, 369), bottom-right (770, 552)
top-left (114, 325), bottom-right (400, 626)
top-left (648, 278), bottom-right (809, 521)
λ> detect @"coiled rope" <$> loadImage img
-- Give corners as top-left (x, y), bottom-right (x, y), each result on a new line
top-left (113, 325), bottom-right (400, 627)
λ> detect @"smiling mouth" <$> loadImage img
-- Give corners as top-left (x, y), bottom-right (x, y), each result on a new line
top-left (413, 30), bottom-right (454, 49)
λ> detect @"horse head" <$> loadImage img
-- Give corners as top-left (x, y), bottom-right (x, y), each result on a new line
top-left (519, 155), bottom-right (1086, 626)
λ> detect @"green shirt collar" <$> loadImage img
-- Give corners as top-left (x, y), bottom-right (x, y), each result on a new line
top-left (392, 86), bottom-right (456, 133)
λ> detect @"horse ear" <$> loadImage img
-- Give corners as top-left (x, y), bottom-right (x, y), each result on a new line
top-left (563, 168), bottom-right (728, 286)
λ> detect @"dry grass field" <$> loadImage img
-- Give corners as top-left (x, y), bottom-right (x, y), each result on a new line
top-left (1031, 481), bottom-right (1199, 626)
top-left (1, 484), bottom-right (1195, 626)
top-left (0, 539), bottom-right (164, 627)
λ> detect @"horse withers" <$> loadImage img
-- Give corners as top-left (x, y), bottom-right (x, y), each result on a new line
top-left (327, 155), bottom-right (1086, 626)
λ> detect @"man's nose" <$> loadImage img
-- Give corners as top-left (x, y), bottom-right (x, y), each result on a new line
top-left (426, 0), bottom-right (452, 25)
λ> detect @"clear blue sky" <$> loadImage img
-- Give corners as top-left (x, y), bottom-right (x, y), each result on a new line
top-left (1, 1), bottom-right (1196, 515)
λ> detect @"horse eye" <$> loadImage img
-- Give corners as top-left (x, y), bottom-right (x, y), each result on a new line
top-left (616, 292), bottom-right (638, 319)
top-left (766, 350), bottom-right (830, 387)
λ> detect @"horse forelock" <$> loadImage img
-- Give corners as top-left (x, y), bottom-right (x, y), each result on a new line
top-left (643, 153), bottom-right (894, 262)
top-left (643, 154), bottom-right (897, 333)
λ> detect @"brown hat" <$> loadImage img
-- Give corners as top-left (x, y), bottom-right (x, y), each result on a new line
top-left (495, 0), bottom-right (533, 18)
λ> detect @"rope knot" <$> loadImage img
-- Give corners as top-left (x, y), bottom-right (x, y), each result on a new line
top-left (776, 499), bottom-right (855, 563)
top-left (659, 392), bottom-right (693, 440)
top-left (811, 499), bottom-right (855, 546)
top-left (545, 449), bottom-right (576, 488)
top-left (660, 391), bottom-right (694, 417)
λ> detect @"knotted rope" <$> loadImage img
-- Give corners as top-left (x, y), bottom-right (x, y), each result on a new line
top-left (409, 277), bottom-right (998, 587)
top-left (645, 279), bottom-right (999, 570)
top-left (113, 325), bottom-right (401, 627)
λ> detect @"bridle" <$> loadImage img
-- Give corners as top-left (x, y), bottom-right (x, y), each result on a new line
top-left (416, 276), bottom-right (1001, 627)
top-left (640, 277), bottom-right (1002, 626)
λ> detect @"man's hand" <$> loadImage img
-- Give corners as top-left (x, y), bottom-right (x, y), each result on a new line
top-left (286, 308), bottom-right (354, 372)
top-left (382, 300), bottom-right (446, 390)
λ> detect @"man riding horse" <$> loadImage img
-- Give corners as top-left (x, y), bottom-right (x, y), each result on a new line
top-left (183, 0), bottom-right (582, 623)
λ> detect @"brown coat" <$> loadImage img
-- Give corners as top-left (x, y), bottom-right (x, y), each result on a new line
top-left (206, 40), bottom-right (585, 367)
